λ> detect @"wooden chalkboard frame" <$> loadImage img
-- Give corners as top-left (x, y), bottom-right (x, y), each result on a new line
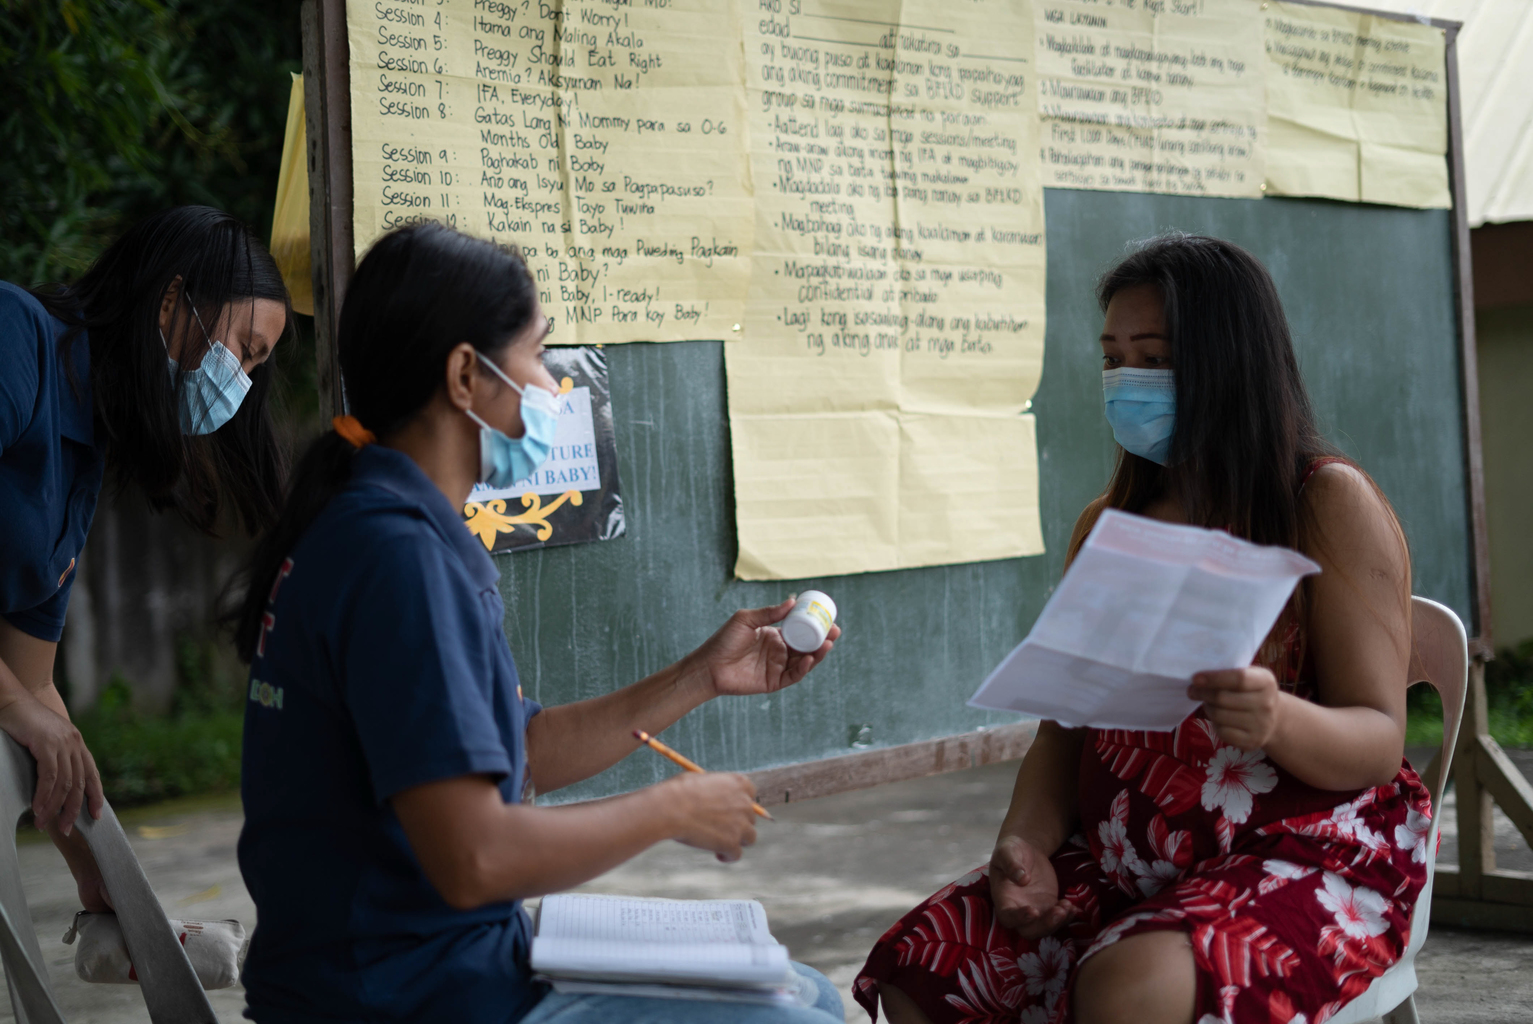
top-left (302, 0), bottom-right (353, 422)
top-left (300, 0), bottom-right (1492, 804)
top-left (1445, 17), bottom-right (1493, 657)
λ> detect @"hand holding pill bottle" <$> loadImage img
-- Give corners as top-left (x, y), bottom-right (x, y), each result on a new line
top-left (780, 591), bottom-right (837, 652)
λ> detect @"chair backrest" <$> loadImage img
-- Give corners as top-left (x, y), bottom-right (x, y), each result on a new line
top-left (1407, 596), bottom-right (1468, 808)
top-left (1296, 597), bottom-right (1468, 1024)
top-left (1402, 595), bottom-right (1468, 964)
top-left (0, 734), bottom-right (218, 1024)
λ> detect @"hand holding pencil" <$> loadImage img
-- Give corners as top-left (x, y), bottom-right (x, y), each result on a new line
top-left (634, 729), bottom-right (774, 821)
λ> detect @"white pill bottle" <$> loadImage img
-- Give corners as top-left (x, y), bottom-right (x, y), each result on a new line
top-left (780, 591), bottom-right (837, 652)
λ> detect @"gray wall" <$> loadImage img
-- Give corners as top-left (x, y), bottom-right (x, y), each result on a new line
top-left (59, 494), bottom-right (243, 713)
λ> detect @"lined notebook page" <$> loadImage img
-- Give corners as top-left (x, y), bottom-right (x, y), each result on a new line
top-left (538, 895), bottom-right (775, 944)
top-left (531, 895), bottom-right (790, 987)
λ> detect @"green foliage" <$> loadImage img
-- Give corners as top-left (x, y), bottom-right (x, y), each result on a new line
top-left (74, 635), bottom-right (246, 807)
top-left (1483, 638), bottom-right (1533, 747)
top-left (75, 678), bottom-right (242, 806)
top-left (1405, 639), bottom-right (1533, 749)
top-left (0, 0), bottom-right (302, 284)
top-left (1406, 685), bottom-right (1445, 747)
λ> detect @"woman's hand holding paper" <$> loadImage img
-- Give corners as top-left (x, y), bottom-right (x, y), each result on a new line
top-left (1188, 666), bottom-right (1283, 751)
top-left (989, 835), bottom-right (1076, 939)
top-left (690, 596), bottom-right (842, 700)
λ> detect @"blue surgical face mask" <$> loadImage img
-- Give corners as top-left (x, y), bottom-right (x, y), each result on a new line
top-left (162, 304), bottom-right (252, 435)
top-left (465, 351), bottom-right (561, 489)
top-left (1103, 367), bottom-right (1176, 465)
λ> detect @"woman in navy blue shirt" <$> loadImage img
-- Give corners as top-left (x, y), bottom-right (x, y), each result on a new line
top-left (228, 222), bottom-right (845, 1023)
top-left (1, 206), bottom-right (289, 907)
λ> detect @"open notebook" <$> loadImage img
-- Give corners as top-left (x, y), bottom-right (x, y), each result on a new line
top-left (530, 894), bottom-right (804, 1005)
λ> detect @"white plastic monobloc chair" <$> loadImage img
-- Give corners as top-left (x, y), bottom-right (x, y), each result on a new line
top-left (0, 733), bottom-right (217, 1024)
top-left (1328, 596), bottom-right (1468, 1024)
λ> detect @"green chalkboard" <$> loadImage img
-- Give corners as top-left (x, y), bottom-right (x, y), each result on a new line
top-left (500, 188), bottom-right (1473, 804)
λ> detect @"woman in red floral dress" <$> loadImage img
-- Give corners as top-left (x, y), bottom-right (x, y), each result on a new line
top-left (856, 236), bottom-right (1431, 1024)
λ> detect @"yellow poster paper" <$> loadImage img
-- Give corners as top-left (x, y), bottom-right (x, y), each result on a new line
top-left (270, 73), bottom-right (313, 316)
top-left (347, 0), bottom-right (753, 342)
top-left (1263, 2), bottom-right (1448, 208)
top-left (728, 0), bottom-right (1047, 580)
top-left (1035, 0), bottom-right (1265, 197)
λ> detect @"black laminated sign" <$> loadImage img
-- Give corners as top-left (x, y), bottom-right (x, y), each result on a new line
top-left (461, 347), bottom-right (624, 554)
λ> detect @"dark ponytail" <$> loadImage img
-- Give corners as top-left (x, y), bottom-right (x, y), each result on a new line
top-left (229, 222), bottom-right (538, 661)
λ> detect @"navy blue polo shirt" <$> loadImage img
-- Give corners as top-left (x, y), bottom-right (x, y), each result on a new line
top-left (238, 445), bottom-right (544, 1024)
top-left (0, 282), bottom-right (103, 642)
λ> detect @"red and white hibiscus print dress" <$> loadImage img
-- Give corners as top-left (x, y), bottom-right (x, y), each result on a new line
top-left (854, 645), bottom-right (1432, 1024)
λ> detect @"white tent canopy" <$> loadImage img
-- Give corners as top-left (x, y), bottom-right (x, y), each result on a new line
top-left (1367, 0), bottom-right (1533, 225)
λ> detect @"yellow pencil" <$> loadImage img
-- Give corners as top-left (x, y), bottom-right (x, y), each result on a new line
top-left (633, 729), bottom-right (774, 821)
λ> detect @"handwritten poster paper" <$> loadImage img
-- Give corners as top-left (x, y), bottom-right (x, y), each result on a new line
top-left (1264, 2), bottom-right (1448, 208)
top-left (1035, 0), bottom-right (1265, 197)
top-left (727, 0), bottom-right (1047, 580)
top-left (347, 0), bottom-right (753, 342)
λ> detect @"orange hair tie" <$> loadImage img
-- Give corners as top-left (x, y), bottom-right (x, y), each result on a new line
top-left (332, 415), bottom-right (376, 449)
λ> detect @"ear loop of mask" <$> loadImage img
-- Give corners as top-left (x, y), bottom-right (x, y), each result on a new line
top-left (476, 349), bottom-right (527, 396)
top-left (466, 350), bottom-right (528, 435)
top-left (189, 302), bottom-right (217, 358)
top-left (159, 297), bottom-right (216, 364)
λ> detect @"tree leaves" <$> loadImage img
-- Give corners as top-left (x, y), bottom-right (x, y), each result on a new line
top-left (0, 0), bottom-right (302, 283)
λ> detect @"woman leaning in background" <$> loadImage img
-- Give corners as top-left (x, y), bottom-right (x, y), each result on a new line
top-left (0, 205), bottom-right (290, 908)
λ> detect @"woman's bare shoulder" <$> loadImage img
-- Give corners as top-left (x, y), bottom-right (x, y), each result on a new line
top-left (1066, 496), bottom-right (1111, 562)
top-left (1300, 461), bottom-right (1408, 573)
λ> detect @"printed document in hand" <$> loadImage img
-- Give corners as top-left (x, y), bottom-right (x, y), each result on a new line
top-left (968, 510), bottom-right (1320, 730)
top-left (530, 894), bottom-right (804, 1005)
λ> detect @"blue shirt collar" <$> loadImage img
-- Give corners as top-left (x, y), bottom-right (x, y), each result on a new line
top-left (55, 327), bottom-right (94, 448)
top-left (350, 446), bottom-right (500, 590)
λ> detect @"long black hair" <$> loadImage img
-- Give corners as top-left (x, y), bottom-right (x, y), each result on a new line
top-left (1083, 233), bottom-right (1341, 549)
top-left (31, 205), bottom-right (290, 535)
top-left (230, 222), bottom-right (539, 662)
top-left (1075, 234), bottom-right (1408, 666)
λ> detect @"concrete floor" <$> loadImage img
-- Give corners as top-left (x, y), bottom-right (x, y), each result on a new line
top-left (3, 750), bottom-right (1531, 1023)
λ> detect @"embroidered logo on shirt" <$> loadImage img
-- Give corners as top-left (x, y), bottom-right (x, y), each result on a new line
top-left (249, 680), bottom-right (284, 710)
top-left (57, 558), bottom-right (75, 588)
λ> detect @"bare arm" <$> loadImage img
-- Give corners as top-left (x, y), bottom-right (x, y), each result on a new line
top-left (526, 597), bottom-right (839, 794)
top-left (0, 620), bottom-right (110, 911)
top-left (995, 720), bottom-right (1086, 854)
top-left (1189, 463), bottom-right (1410, 790)
top-left (391, 770), bottom-right (761, 909)
top-left (0, 621), bottom-right (105, 828)
top-left (983, 502), bottom-right (1101, 939)
top-left (987, 721), bottom-right (1087, 937)
top-left (524, 660), bottom-right (710, 796)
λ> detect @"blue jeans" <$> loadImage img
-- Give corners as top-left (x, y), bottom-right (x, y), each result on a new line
top-left (520, 962), bottom-right (845, 1023)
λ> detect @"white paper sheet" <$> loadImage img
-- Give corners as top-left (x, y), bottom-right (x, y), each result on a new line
top-left (531, 895), bottom-right (792, 989)
top-left (968, 510), bottom-right (1320, 730)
